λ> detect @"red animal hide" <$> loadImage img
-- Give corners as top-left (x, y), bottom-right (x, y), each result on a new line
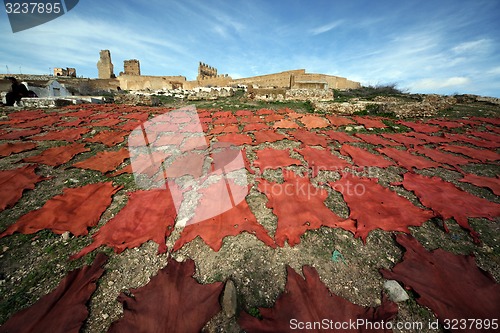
top-left (470, 116), bottom-right (500, 126)
top-left (273, 119), bottom-right (299, 129)
top-left (72, 148), bottom-right (129, 173)
top-left (410, 146), bottom-right (475, 170)
top-left (173, 179), bottom-right (275, 251)
top-left (407, 132), bottom-right (448, 144)
top-left (239, 265), bottom-right (398, 333)
top-left (300, 114), bottom-right (330, 128)
top-left (440, 144), bottom-right (500, 163)
top-left (216, 133), bottom-right (253, 145)
top-left (0, 253), bottom-right (107, 333)
top-left (400, 173), bottom-right (500, 243)
top-left (258, 171), bottom-right (355, 246)
top-left (426, 119), bottom-right (464, 129)
top-left (0, 165), bottom-right (47, 212)
top-left (295, 146), bottom-right (351, 177)
top-left (354, 134), bottom-right (400, 147)
top-left (352, 116), bottom-right (387, 128)
top-left (376, 147), bottom-right (441, 170)
top-left (109, 258), bottom-right (222, 332)
top-left (380, 234), bottom-right (500, 333)
top-left (397, 121), bottom-right (440, 133)
top-left (253, 130), bottom-right (288, 144)
top-left (90, 118), bottom-right (123, 127)
top-left (7, 109), bottom-right (47, 120)
top-left (210, 125), bottom-right (239, 134)
top-left (322, 130), bottom-right (361, 144)
top-left (288, 129), bottom-right (330, 147)
top-left (330, 174), bottom-right (434, 243)
top-left (0, 182), bottom-right (121, 238)
top-left (71, 189), bottom-right (176, 260)
top-left (243, 123), bottom-right (269, 131)
top-left (468, 131), bottom-right (500, 143)
top-left (84, 130), bottom-right (128, 147)
top-left (29, 128), bottom-right (90, 142)
top-left (0, 142), bottom-right (37, 157)
top-left (380, 133), bottom-right (426, 147)
top-left (443, 133), bottom-right (500, 149)
top-left (459, 174), bottom-right (500, 196)
top-left (0, 128), bottom-right (42, 140)
top-left (326, 115), bottom-right (355, 126)
top-left (164, 151), bottom-right (205, 178)
top-left (21, 143), bottom-right (90, 166)
top-left (11, 115), bottom-right (60, 128)
top-left (340, 145), bottom-right (393, 168)
top-left (253, 148), bottom-right (302, 172)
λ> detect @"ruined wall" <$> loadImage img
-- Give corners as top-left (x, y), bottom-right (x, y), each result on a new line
top-left (293, 73), bottom-right (361, 90)
top-left (233, 69), bottom-right (306, 88)
top-left (194, 75), bottom-right (232, 88)
top-left (53, 67), bottom-right (76, 77)
top-left (97, 50), bottom-right (114, 79)
top-left (123, 60), bottom-right (141, 76)
top-left (197, 62), bottom-right (218, 80)
top-left (88, 78), bottom-right (121, 91)
top-left (118, 75), bottom-right (187, 90)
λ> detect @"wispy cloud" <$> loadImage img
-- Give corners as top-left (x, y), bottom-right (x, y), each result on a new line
top-left (310, 20), bottom-right (344, 35)
top-left (411, 77), bottom-right (470, 90)
top-left (452, 39), bottom-right (492, 54)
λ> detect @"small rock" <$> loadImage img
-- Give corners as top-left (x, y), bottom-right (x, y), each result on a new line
top-left (2, 246), bottom-right (8, 253)
top-left (61, 232), bottom-right (70, 241)
top-left (222, 279), bottom-right (237, 318)
top-left (108, 281), bottom-right (114, 286)
top-left (102, 313), bottom-right (109, 320)
top-left (345, 126), bottom-right (353, 131)
top-left (354, 125), bottom-right (364, 130)
top-left (384, 280), bottom-right (409, 302)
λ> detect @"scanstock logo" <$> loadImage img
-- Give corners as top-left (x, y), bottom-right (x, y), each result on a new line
top-left (128, 106), bottom-right (249, 228)
top-left (4, 0), bottom-right (79, 33)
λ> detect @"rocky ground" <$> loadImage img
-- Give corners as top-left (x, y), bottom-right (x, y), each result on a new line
top-left (0, 90), bottom-right (499, 332)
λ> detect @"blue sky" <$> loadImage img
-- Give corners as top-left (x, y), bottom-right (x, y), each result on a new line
top-left (1, 0), bottom-right (499, 97)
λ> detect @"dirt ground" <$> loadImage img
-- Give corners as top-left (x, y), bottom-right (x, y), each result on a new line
top-left (0, 95), bottom-right (499, 333)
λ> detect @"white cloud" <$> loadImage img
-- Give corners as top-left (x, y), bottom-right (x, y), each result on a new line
top-left (486, 66), bottom-right (500, 76)
top-left (411, 77), bottom-right (470, 90)
top-left (310, 20), bottom-right (344, 35)
top-left (452, 39), bottom-right (492, 54)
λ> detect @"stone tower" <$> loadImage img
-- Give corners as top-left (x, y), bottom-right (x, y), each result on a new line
top-left (197, 62), bottom-right (218, 80)
top-left (123, 59), bottom-right (141, 76)
top-left (97, 50), bottom-right (115, 79)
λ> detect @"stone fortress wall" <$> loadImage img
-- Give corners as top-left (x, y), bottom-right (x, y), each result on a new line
top-left (100, 50), bottom-right (360, 91)
top-left (123, 59), bottom-right (141, 76)
top-left (2, 50), bottom-right (361, 96)
top-left (97, 50), bottom-right (114, 79)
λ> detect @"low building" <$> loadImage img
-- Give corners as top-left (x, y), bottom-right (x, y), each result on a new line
top-left (24, 79), bottom-right (70, 97)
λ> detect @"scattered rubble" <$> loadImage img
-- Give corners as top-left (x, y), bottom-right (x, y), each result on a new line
top-left (311, 101), bottom-right (372, 114)
top-left (378, 95), bottom-right (457, 118)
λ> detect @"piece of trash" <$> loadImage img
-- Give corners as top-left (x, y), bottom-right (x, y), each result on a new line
top-left (331, 250), bottom-right (347, 265)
